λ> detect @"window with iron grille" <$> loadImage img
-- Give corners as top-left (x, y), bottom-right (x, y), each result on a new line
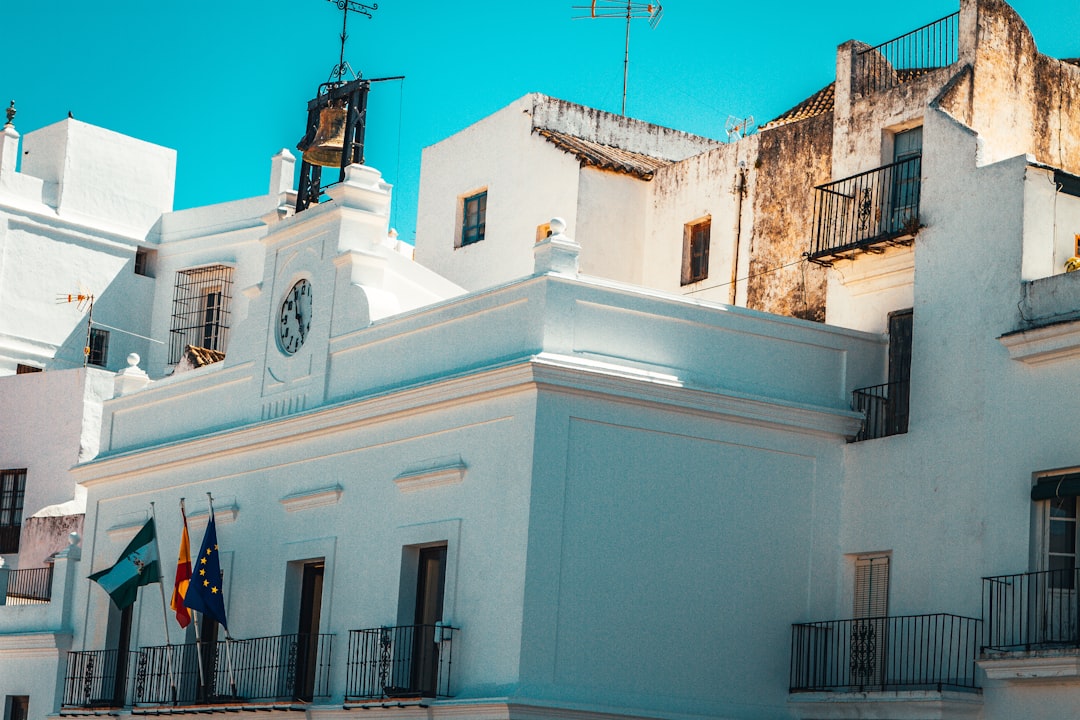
top-left (87, 328), bottom-right (109, 367)
top-left (0, 470), bottom-right (26, 554)
top-left (459, 191), bottom-right (487, 247)
top-left (169, 265), bottom-right (234, 364)
top-left (681, 218), bottom-right (711, 285)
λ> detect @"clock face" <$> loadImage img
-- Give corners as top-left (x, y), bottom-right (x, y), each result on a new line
top-left (278, 279), bottom-right (312, 355)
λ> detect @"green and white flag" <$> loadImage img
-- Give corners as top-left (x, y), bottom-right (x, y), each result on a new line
top-left (89, 518), bottom-right (161, 609)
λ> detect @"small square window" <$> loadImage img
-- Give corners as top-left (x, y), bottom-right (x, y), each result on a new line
top-left (87, 328), bottom-right (109, 368)
top-left (681, 218), bottom-right (711, 286)
top-left (459, 191), bottom-right (487, 247)
top-left (134, 248), bottom-right (156, 277)
top-left (5, 695), bottom-right (29, 720)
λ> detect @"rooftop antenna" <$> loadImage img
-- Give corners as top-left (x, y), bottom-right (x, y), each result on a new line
top-left (725, 115), bottom-right (756, 142)
top-left (573, 1), bottom-right (664, 116)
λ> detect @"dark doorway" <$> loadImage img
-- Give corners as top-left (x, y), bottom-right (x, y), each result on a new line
top-left (411, 546), bottom-right (447, 696)
top-left (886, 309), bottom-right (913, 435)
top-left (293, 561), bottom-right (324, 701)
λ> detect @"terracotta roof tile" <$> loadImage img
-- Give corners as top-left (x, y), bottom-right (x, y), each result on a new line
top-left (183, 345), bottom-right (225, 368)
top-left (763, 69), bottom-right (942, 130)
top-left (535, 128), bottom-right (671, 180)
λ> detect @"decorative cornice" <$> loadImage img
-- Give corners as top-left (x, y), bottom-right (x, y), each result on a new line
top-left (187, 502), bottom-right (239, 529)
top-left (0, 631), bottom-right (71, 654)
top-left (787, 690), bottom-right (983, 719)
top-left (999, 319), bottom-right (1080, 364)
top-left (280, 485), bottom-right (344, 512)
top-left (395, 457), bottom-right (467, 493)
top-left (75, 357), bottom-right (861, 483)
top-left (980, 651), bottom-right (1080, 682)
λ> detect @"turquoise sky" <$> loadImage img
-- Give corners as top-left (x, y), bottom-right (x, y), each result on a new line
top-left (5, 1), bottom-right (1079, 243)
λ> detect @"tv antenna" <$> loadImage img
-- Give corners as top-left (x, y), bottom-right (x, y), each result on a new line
top-left (324, 0), bottom-right (378, 84)
top-left (573, 1), bottom-right (664, 116)
top-left (725, 115), bottom-right (756, 142)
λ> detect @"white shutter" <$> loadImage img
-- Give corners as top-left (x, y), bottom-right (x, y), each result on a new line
top-left (854, 555), bottom-right (890, 619)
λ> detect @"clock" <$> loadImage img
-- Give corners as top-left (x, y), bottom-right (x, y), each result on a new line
top-left (278, 279), bottom-right (312, 355)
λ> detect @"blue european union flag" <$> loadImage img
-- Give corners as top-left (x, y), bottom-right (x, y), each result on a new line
top-left (184, 511), bottom-right (228, 631)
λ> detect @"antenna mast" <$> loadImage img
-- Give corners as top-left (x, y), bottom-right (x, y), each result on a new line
top-left (573, 1), bottom-right (663, 116)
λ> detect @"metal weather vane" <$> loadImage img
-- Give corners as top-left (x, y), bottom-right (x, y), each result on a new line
top-left (326, 0), bottom-right (378, 84)
top-left (573, 1), bottom-right (664, 116)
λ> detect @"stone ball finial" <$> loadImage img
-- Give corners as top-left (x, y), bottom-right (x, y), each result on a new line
top-left (69, 531), bottom-right (80, 547)
top-left (550, 218), bottom-right (567, 237)
top-left (127, 353), bottom-right (140, 368)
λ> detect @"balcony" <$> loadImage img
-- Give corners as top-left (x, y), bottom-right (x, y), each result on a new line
top-left (808, 157), bottom-right (922, 263)
top-left (790, 614), bottom-right (982, 693)
top-left (854, 12), bottom-right (960, 97)
top-left (61, 633), bottom-right (333, 711)
top-left (851, 380), bottom-right (910, 441)
top-left (0, 566), bottom-right (53, 605)
top-left (346, 624), bottom-right (458, 702)
top-left (982, 568), bottom-right (1080, 653)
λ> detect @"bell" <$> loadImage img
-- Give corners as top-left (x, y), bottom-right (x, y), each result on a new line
top-left (302, 103), bottom-right (348, 168)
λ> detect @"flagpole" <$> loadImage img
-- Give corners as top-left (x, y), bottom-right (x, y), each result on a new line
top-left (180, 498), bottom-right (207, 695)
top-left (149, 503), bottom-right (178, 705)
top-left (208, 492), bottom-right (238, 699)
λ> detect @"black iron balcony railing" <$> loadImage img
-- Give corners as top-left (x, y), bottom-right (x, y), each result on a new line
top-left (134, 633), bottom-right (333, 706)
top-left (983, 568), bottom-right (1080, 652)
top-left (63, 649), bottom-right (138, 709)
top-left (851, 380), bottom-right (910, 441)
top-left (64, 634), bottom-right (332, 710)
top-left (2, 566), bottom-right (53, 605)
top-left (856, 12), bottom-right (960, 96)
top-left (346, 624), bottom-right (457, 701)
top-left (790, 614), bottom-right (982, 693)
top-left (809, 157), bottom-right (922, 262)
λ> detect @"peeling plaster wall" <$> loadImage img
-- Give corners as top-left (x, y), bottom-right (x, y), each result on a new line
top-left (747, 113), bottom-right (834, 321)
top-left (967, 0), bottom-right (1080, 174)
top-left (19, 514), bottom-right (83, 568)
top-left (646, 141), bottom-right (747, 302)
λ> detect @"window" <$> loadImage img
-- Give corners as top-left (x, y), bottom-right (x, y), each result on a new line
top-left (459, 191), bottom-right (487, 247)
top-left (889, 127), bottom-right (922, 234)
top-left (87, 328), bottom-right (109, 367)
top-left (134, 248), bottom-right (156, 277)
top-left (1031, 473), bottom-right (1080, 643)
top-left (4, 696), bottom-right (29, 720)
top-left (15, 364), bottom-right (41, 375)
top-left (0, 470), bottom-right (26, 554)
top-left (169, 265), bottom-right (234, 364)
top-left (681, 218), bottom-right (711, 285)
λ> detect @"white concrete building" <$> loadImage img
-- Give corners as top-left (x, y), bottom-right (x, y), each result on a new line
top-left (4, 1), bottom-right (1080, 720)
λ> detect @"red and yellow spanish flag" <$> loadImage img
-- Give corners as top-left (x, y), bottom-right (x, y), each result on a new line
top-left (170, 500), bottom-right (192, 628)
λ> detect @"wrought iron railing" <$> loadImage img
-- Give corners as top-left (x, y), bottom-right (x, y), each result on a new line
top-left (856, 12), bottom-right (960, 95)
top-left (790, 614), bottom-right (982, 693)
top-left (2, 566), bottom-right (53, 605)
top-left (983, 568), bottom-right (1080, 652)
top-left (134, 633), bottom-right (333, 706)
top-left (346, 624), bottom-right (458, 700)
top-left (810, 157), bottom-right (922, 261)
top-left (65, 635), bottom-right (332, 710)
top-left (851, 380), bottom-right (910, 441)
top-left (63, 649), bottom-right (138, 709)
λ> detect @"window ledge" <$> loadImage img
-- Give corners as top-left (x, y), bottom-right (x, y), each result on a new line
top-left (980, 651), bottom-right (1080, 682)
top-left (999, 318), bottom-right (1080, 364)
